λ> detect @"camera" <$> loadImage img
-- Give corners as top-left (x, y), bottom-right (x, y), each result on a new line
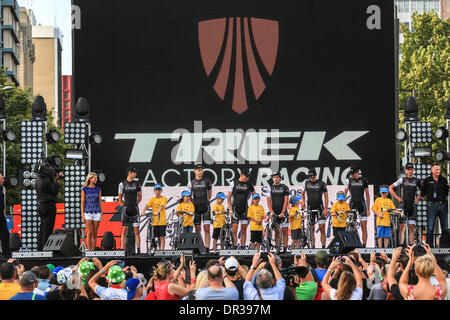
top-left (260, 252), bottom-right (268, 261)
top-left (115, 260), bottom-right (125, 268)
top-left (413, 243), bottom-right (426, 257)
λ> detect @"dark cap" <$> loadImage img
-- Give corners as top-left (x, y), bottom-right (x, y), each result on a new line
top-left (271, 171), bottom-right (282, 178)
top-left (240, 169), bottom-right (250, 176)
top-left (194, 163), bottom-right (204, 170)
top-left (308, 168), bottom-right (317, 177)
top-left (350, 165), bottom-right (360, 174)
top-left (20, 271), bottom-right (38, 286)
top-left (126, 166), bottom-right (139, 175)
top-left (405, 163), bottom-right (414, 169)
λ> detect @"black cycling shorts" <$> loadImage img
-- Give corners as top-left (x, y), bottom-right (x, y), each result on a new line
top-left (232, 205), bottom-right (249, 224)
top-left (212, 227), bottom-right (221, 240)
top-left (400, 202), bottom-right (417, 224)
top-left (193, 203), bottom-right (212, 225)
top-left (152, 225), bottom-right (166, 238)
top-left (350, 201), bottom-right (368, 218)
top-left (250, 231), bottom-right (263, 243)
top-left (308, 204), bottom-right (325, 224)
top-left (121, 205), bottom-right (140, 227)
top-left (291, 228), bottom-right (302, 240)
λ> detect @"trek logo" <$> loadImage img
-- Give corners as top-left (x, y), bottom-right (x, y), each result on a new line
top-left (115, 122), bottom-right (369, 164)
top-left (199, 17), bottom-right (279, 114)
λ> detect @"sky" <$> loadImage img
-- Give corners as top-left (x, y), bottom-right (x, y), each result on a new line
top-left (17, 0), bottom-right (72, 75)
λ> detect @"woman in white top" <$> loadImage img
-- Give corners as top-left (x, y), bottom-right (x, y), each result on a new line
top-left (321, 256), bottom-right (363, 300)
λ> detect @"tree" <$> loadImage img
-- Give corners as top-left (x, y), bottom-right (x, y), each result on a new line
top-left (0, 70), bottom-right (66, 210)
top-left (399, 11), bottom-right (450, 167)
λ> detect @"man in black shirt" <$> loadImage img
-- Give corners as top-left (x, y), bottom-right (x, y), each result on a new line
top-left (188, 163), bottom-right (212, 250)
top-left (267, 172), bottom-right (290, 253)
top-left (421, 163), bottom-right (449, 247)
top-left (0, 174), bottom-right (10, 258)
top-left (118, 167), bottom-right (142, 254)
top-left (389, 163), bottom-right (422, 246)
top-left (36, 169), bottom-right (63, 251)
top-left (227, 169), bottom-right (255, 249)
top-left (344, 166), bottom-right (371, 247)
top-left (301, 168), bottom-right (328, 249)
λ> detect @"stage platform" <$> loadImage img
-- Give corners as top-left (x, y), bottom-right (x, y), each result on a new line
top-left (2, 248), bottom-right (449, 274)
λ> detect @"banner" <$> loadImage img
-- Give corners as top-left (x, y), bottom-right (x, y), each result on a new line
top-left (73, 0), bottom-right (396, 196)
top-left (138, 185), bottom-right (375, 251)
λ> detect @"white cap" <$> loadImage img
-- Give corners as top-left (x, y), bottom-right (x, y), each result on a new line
top-left (224, 257), bottom-right (239, 271)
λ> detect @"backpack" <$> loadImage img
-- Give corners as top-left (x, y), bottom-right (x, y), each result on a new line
top-left (310, 268), bottom-right (325, 300)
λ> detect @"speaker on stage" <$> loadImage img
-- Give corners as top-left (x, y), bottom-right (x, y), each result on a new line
top-left (440, 229), bottom-right (450, 248)
top-left (176, 233), bottom-right (206, 254)
top-left (9, 233), bottom-right (21, 252)
top-left (43, 233), bottom-right (81, 257)
top-left (328, 231), bottom-right (362, 255)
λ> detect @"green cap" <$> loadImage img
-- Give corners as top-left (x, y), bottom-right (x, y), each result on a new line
top-left (46, 264), bottom-right (55, 273)
top-left (78, 260), bottom-right (95, 278)
top-left (107, 265), bottom-right (126, 284)
top-left (315, 250), bottom-right (329, 261)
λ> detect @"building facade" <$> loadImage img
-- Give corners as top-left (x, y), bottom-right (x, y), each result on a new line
top-left (32, 26), bottom-right (62, 125)
top-left (61, 75), bottom-right (72, 129)
top-left (17, 6), bottom-right (34, 89)
top-left (1, 0), bottom-right (21, 86)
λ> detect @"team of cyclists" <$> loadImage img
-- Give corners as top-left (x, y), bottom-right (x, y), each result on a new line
top-left (110, 162), bottom-right (427, 254)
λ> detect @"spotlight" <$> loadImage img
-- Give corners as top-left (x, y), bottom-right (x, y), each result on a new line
top-left (404, 96), bottom-right (419, 121)
top-left (74, 97), bottom-right (90, 122)
top-left (446, 97), bottom-right (450, 120)
top-left (4, 176), bottom-right (18, 187)
top-left (412, 147), bottom-right (432, 157)
top-left (101, 231), bottom-right (115, 250)
top-left (3, 129), bottom-right (15, 142)
top-left (396, 129), bottom-right (407, 141)
top-left (94, 170), bottom-right (106, 183)
top-left (65, 149), bottom-right (85, 160)
top-left (435, 151), bottom-right (450, 162)
top-left (434, 127), bottom-right (449, 140)
top-left (31, 96), bottom-right (47, 121)
top-left (46, 130), bottom-right (61, 143)
top-left (89, 133), bottom-right (102, 145)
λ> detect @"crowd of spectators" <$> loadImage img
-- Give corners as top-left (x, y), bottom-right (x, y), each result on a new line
top-left (0, 243), bottom-right (448, 300)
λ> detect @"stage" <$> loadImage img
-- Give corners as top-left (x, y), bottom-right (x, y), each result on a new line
top-left (2, 248), bottom-right (449, 275)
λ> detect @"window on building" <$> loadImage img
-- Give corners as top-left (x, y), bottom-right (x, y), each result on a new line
top-left (397, 0), bottom-right (409, 13)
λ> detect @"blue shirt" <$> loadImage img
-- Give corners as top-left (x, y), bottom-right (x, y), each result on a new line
top-left (195, 287), bottom-right (239, 300)
top-left (82, 186), bottom-right (101, 213)
top-left (244, 278), bottom-right (286, 300)
top-left (314, 268), bottom-right (327, 282)
top-left (10, 292), bottom-right (46, 300)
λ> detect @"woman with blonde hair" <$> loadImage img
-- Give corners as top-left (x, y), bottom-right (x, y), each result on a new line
top-left (399, 244), bottom-right (447, 300)
top-left (321, 255), bottom-right (363, 300)
top-left (81, 172), bottom-right (103, 250)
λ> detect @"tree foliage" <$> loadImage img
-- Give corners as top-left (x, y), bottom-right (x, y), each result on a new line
top-left (1, 70), bottom-right (66, 210)
top-left (399, 11), bottom-right (450, 167)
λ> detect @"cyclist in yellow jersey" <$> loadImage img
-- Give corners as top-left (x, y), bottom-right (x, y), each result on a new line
top-left (176, 190), bottom-right (195, 233)
top-left (289, 195), bottom-right (303, 249)
top-left (330, 190), bottom-right (351, 237)
top-left (371, 185), bottom-right (402, 248)
top-left (247, 194), bottom-right (265, 250)
top-left (140, 185), bottom-right (167, 250)
top-left (212, 193), bottom-right (227, 253)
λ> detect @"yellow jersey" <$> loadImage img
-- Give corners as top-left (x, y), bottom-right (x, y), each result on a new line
top-left (330, 201), bottom-right (350, 228)
top-left (176, 202), bottom-right (195, 227)
top-left (289, 207), bottom-right (302, 230)
top-left (247, 205), bottom-right (265, 231)
top-left (0, 282), bottom-right (20, 300)
top-left (371, 197), bottom-right (396, 227)
top-left (147, 196), bottom-right (168, 226)
top-left (212, 203), bottom-right (227, 229)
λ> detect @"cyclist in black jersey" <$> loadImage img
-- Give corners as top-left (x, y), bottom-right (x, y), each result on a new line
top-left (118, 167), bottom-right (142, 254)
top-left (301, 168), bottom-right (329, 249)
top-left (227, 169), bottom-right (255, 249)
top-left (389, 162), bottom-right (422, 246)
top-left (344, 166), bottom-right (371, 247)
top-left (267, 172), bottom-right (290, 253)
top-left (187, 163), bottom-right (212, 251)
